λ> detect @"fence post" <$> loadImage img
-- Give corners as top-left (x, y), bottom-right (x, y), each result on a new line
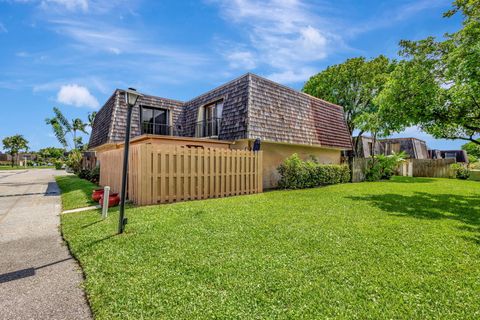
top-left (102, 186), bottom-right (110, 219)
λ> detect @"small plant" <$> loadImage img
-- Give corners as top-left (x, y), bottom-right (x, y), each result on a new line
top-left (66, 149), bottom-right (82, 174)
top-left (54, 160), bottom-right (63, 170)
top-left (278, 154), bottom-right (350, 189)
top-left (366, 152), bottom-right (406, 181)
top-left (77, 166), bottom-right (100, 184)
top-left (450, 163), bottom-right (470, 180)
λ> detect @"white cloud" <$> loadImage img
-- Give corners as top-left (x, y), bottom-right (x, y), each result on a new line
top-left (226, 50), bottom-right (256, 69)
top-left (50, 19), bottom-right (208, 64)
top-left (211, 0), bottom-right (338, 83)
top-left (57, 84), bottom-right (99, 108)
top-left (0, 23), bottom-right (7, 33)
top-left (41, 0), bottom-right (88, 12)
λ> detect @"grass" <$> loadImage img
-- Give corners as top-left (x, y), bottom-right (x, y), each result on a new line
top-left (0, 165), bottom-right (54, 170)
top-left (55, 175), bottom-right (98, 210)
top-left (469, 170), bottom-right (480, 181)
top-left (61, 177), bottom-right (480, 319)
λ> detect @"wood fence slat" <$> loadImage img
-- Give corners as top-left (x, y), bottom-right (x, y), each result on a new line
top-left (98, 144), bottom-right (264, 206)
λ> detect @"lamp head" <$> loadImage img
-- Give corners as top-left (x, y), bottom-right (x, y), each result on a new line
top-left (125, 88), bottom-right (143, 107)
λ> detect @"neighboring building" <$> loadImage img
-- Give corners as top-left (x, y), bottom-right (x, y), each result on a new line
top-left (353, 136), bottom-right (429, 159)
top-left (0, 152), bottom-right (36, 165)
top-left (89, 73), bottom-right (352, 188)
top-left (430, 149), bottom-right (468, 163)
top-left (354, 136), bottom-right (469, 163)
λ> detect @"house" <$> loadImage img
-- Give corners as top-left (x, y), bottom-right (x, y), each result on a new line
top-left (89, 73), bottom-right (352, 188)
top-left (0, 152), bottom-right (37, 165)
top-left (429, 149), bottom-right (468, 163)
top-left (353, 136), bottom-right (429, 159)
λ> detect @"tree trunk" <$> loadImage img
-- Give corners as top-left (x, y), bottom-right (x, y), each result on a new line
top-left (73, 130), bottom-right (77, 150)
top-left (353, 131), bottom-right (365, 157)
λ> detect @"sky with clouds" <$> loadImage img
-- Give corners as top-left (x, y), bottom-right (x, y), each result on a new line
top-left (0, 0), bottom-right (464, 151)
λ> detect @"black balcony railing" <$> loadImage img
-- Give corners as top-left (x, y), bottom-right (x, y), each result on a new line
top-left (141, 118), bottom-right (222, 138)
top-left (195, 117), bottom-right (222, 137)
top-left (142, 122), bottom-right (176, 136)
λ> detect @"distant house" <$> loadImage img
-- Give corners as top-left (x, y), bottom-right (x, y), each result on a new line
top-left (430, 149), bottom-right (468, 163)
top-left (353, 136), bottom-right (429, 159)
top-left (354, 136), bottom-right (469, 163)
top-left (89, 73), bottom-right (352, 188)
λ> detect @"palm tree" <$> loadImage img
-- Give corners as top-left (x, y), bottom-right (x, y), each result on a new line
top-left (45, 107), bottom-right (88, 150)
top-left (88, 111), bottom-right (97, 128)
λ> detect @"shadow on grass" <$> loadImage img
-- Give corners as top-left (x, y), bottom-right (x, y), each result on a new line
top-left (388, 176), bottom-right (436, 183)
top-left (348, 192), bottom-right (480, 244)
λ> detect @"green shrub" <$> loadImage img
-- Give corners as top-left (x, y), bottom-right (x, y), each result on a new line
top-left (66, 149), bottom-right (82, 174)
top-left (366, 152), bottom-right (406, 181)
top-left (78, 166), bottom-right (100, 184)
top-left (451, 163), bottom-right (470, 180)
top-left (278, 154), bottom-right (350, 189)
top-left (54, 160), bottom-right (63, 170)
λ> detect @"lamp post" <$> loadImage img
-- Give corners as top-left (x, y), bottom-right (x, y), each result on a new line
top-left (118, 88), bottom-right (143, 234)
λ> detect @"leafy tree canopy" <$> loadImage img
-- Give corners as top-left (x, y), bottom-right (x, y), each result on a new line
top-left (462, 139), bottom-right (480, 159)
top-left (303, 55), bottom-right (396, 137)
top-left (376, 0), bottom-right (480, 145)
top-left (38, 147), bottom-right (65, 161)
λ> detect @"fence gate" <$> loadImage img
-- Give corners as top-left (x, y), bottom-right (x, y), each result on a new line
top-left (99, 144), bottom-right (263, 206)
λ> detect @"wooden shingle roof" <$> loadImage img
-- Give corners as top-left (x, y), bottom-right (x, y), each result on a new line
top-left (89, 74), bottom-right (352, 150)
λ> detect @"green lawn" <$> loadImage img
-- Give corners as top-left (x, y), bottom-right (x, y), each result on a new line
top-left (470, 170), bottom-right (480, 181)
top-left (61, 177), bottom-right (480, 319)
top-left (55, 175), bottom-right (98, 210)
top-left (0, 165), bottom-right (54, 170)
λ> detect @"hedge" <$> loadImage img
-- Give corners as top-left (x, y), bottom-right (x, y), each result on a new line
top-left (278, 154), bottom-right (350, 189)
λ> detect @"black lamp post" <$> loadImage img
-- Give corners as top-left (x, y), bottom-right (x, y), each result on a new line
top-left (118, 88), bottom-right (143, 234)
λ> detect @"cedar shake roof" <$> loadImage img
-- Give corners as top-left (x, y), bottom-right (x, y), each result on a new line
top-left (89, 73), bottom-right (352, 150)
top-left (247, 74), bottom-right (352, 149)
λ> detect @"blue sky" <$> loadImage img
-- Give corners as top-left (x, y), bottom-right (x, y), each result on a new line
top-left (0, 0), bottom-right (464, 151)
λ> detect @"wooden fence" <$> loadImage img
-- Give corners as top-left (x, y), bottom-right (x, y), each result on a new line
top-left (98, 144), bottom-right (263, 205)
top-left (349, 158), bottom-right (370, 182)
top-left (408, 158), bottom-right (455, 178)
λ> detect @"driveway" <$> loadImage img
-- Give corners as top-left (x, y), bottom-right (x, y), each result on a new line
top-left (0, 169), bottom-right (91, 320)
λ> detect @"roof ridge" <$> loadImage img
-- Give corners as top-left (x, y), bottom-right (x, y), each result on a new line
top-left (115, 88), bottom-right (184, 104)
top-left (183, 73), bottom-right (250, 104)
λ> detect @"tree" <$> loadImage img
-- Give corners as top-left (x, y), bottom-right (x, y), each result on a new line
top-left (2, 135), bottom-right (29, 167)
top-left (303, 55), bottom-right (396, 155)
top-left (377, 0), bottom-right (480, 145)
top-left (45, 107), bottom-right (88, 150)
top-left (462, 139), bottom-right (480, 162)
top-left (38, 147), bottom-right (65, 163)
top-left (88, 111), bottom-right (97, 128)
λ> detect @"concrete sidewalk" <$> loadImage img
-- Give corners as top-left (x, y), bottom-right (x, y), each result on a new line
top-left (0, 169), bottom-right (91, 320)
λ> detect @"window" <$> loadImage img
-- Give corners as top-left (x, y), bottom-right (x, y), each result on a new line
top-left (197, 100), bottom-right (223, 137)
top-left (141, 107), bottom-right (169, 135)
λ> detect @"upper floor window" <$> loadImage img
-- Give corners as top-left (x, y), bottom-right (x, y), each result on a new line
top-left (196, 100), bottom-right (223, 137)
top-left (141, 107), bottom-right (170, 135)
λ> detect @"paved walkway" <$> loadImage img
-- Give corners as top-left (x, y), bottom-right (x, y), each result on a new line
top-left (0, 169), bottom-right (91, 320)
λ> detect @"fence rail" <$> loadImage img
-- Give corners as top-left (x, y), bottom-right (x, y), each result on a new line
top-left (99, 144), bottom-right (263, 205)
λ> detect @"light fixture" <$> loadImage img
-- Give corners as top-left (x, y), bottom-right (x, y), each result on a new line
top-left (118, 88), bottom-right (143, 234)
top-left (125, 87), bottom-right (142, 108)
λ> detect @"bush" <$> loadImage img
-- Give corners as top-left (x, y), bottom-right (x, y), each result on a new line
top-left (66, 150), bottom-right (82, 174)
top-left (54, 160), bottom-right (63, 170)
top-left (278, 154), bottom-right (350, 189)
top-left (78, 166), bottom-right (100, 184)
top-left (366, 152), bottom-right (406, 181)
top-left (451, 163), bottom-right (470, 180)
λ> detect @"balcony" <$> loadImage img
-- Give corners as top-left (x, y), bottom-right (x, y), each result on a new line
top-left (195, 117), bottom-right (222, 138)
top-left (141, 122), bottom-right (178, 136)
top-left (141, 118), bottom-right (222, 139)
